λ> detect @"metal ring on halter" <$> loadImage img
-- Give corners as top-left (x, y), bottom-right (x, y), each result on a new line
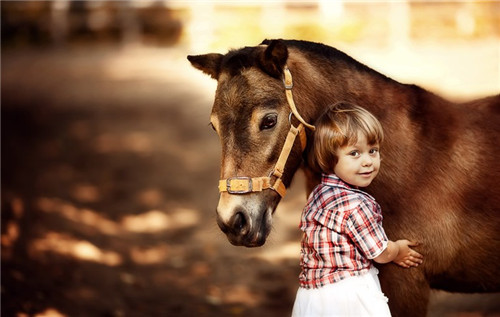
top-left (268, 169), bottom-right (275, 178)
top-left (288, 112), bottom-right (293, 124)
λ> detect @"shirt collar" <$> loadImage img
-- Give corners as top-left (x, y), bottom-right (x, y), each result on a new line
top-left (321, 173), bottom-right (376, 201)
top-left (321, 174), bottom-right (353, 189)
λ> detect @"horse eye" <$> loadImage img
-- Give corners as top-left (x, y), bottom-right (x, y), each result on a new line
top-left (260, 114), bottom-right (277, 130)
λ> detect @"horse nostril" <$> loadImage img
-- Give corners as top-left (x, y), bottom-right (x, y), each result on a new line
top-left (231, 212), bottom-right (248, 235)
top-left (233, 212), bottom-right (245, 230)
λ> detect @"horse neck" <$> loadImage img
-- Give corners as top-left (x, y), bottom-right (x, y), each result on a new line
top-left (293, 56), bottom-right (415, 122)
top-left (292, 56), bottom-right (420, 194)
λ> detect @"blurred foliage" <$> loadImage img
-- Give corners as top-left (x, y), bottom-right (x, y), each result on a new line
top-left (410, 1), bottom-right (500, 40)
top-left (1, 0), bottom-right (183, 47)
top-left (1, 1), bottom-right (499, 50)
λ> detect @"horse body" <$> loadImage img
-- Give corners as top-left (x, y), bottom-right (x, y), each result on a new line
top-left (188, 39), bottom-right (499, 315)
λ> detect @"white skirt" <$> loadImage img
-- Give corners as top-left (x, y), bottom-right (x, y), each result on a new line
top-left (291, 268), bottom-right (391, 317)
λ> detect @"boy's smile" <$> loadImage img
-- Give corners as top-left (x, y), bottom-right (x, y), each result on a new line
top-left (333, 133), bottom-right (380, 188)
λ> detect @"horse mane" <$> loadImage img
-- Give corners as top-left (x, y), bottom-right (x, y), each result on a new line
top-left (261, 39), bottom-right (395, 83)
top-left (262, 39), bottom-right (351, 64)
top-left (220, 39), bottom-right (395, 84)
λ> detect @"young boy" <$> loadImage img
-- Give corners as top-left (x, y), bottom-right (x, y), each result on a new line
top-left (292, 103), bottom-right (423, 316)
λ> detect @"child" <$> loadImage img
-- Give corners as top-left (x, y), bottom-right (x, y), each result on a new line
top-left (292, 103), bottom-right (423, 316)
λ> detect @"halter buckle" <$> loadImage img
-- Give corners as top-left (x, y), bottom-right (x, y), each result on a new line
top-left (226, 177), bottom-right (253, 194)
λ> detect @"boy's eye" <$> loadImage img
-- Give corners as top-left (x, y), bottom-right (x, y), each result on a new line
top-left (369, 148), bottom-right (379, 155)
top-left (349, 151), bottom-right (360, 157)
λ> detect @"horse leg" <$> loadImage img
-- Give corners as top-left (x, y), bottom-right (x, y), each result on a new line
top-left (378, 264), bottom-right (430, 317)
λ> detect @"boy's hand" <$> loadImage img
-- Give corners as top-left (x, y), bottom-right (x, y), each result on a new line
top-left (393, 240), bottom-right (423, 268)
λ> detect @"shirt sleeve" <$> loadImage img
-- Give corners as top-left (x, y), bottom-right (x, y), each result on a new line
top-left (346, 200), bottom-right (388, 260)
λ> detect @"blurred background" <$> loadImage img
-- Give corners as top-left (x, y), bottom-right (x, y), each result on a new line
top-left (1, 1), bottom-right (499, 316)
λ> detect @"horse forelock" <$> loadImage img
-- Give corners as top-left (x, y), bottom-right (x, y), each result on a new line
top-left (220, 46), bottom-right (264, 77)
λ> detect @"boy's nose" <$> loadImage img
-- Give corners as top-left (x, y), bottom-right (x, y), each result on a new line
top-left (362, 155), bottom-right (373, 166)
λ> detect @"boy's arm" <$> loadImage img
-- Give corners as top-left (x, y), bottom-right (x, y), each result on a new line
top-left (373, 240), bottom-right (423, 268)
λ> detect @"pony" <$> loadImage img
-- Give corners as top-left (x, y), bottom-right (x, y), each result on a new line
top-left (187, 39), bottom-right (500, 316)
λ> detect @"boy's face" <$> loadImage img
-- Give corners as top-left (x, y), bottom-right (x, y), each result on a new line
top-left (333, 133), bottom-right (380, 187)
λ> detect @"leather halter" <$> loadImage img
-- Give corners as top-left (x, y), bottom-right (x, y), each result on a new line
top-left (218, 66), bottom-right (316, 198)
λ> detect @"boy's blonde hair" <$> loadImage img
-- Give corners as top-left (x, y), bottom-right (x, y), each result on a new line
top-left (309, 102), bottom-right (384, 174)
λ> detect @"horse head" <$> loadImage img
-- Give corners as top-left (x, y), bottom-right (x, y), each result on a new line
top-left (188, 40), bottom-right (314, 247)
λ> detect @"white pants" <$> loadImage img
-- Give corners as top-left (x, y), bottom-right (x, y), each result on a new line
top-left (292, 268), bottom-right (391, 317)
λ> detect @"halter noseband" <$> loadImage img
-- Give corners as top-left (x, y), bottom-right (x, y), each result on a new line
top-left (218, 66), bottom-right (316, 198)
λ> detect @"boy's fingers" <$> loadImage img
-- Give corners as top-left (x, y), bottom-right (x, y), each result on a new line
top-left (412, 251), bottom-right (424, 258)
top-left (408, 241), bottom-right (420, 247)
top-left (408, 248), bottom-right (423, 257)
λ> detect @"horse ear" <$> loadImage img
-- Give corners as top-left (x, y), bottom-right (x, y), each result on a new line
top-left (259, 39), bottom-right (288, 79)
top-left (187, 53), bottom-right (223, 79)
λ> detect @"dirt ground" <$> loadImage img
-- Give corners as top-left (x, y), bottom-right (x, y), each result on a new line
top-left (2, 44), bottom-right (499, 317)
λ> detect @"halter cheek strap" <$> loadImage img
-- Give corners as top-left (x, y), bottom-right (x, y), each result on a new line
top-left (218, 65), bottom-right (315, 198)
top-left (283, 66), bottom-right (316, 130)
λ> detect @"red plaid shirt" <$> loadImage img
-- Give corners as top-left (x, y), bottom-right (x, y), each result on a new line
top-left (299, 174), bottom-right (388, 289)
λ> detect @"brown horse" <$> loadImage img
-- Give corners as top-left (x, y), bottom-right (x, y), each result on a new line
top-left (188, 39), bottom-right (500, 316)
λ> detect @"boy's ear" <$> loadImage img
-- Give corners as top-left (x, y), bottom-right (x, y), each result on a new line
top-left (187, 53), bottom-right (223, 79)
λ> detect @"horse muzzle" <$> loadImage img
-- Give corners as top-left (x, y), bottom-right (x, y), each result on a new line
top-left (216, 194), bottom-right (276, 247)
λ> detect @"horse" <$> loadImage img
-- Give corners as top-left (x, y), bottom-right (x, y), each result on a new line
top-left (187, 39), bottom-right (500, 316)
